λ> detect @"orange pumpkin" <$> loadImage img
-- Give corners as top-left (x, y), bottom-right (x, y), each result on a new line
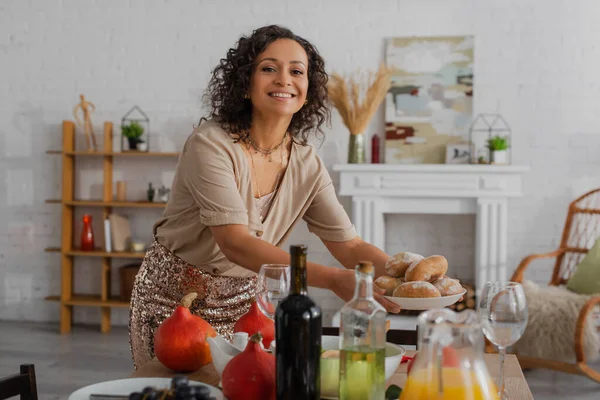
top-left (233, 298), bottom-right (275, 349)
top-left (154, 292), bottom-right (216, 372)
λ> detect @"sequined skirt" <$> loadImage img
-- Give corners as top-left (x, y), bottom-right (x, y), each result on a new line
top-left (129, 239), bottom-right (256, 369)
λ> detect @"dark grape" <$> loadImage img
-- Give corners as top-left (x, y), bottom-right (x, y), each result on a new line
top-left (171, 375), bottom-right (189, 389)
top-left (192, 385), bottom-right (209, 395)
top-left (144, 391), bottom-right (158, 400)
top-left (142, 387), bottom-right (154, 394)
top-left (175, 385), bottom-right (194, 400)
top-left (128, 392), bottom-right (143, 400)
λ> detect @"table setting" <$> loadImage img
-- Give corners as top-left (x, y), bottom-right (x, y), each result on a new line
top-left (67, 250), bottom-right (534, 400)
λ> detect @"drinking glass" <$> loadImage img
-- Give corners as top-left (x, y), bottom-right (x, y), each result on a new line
top-left (478, 281), bottom-right (528, 400)
top-left (256, 264), bottom-right (290, 320)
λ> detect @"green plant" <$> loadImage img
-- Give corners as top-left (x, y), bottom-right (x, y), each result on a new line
top-left (122, 121), bottom-right (144, 140)
top-left (486, 135), bottom-right (509, 151)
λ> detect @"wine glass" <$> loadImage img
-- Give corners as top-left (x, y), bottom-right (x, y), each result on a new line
top-left (478, 281), bottom-right (528, 400)
top-left (256, 264), bottom-right (290, 320)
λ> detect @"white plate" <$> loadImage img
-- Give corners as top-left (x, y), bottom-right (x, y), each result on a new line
top-left (68, 377), bottom-right (224, 400)
top-left (384, 289), bottom-right (466, 310)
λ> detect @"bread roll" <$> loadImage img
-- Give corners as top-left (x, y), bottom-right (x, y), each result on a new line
top-left (393, 281), bottom-right (441, 298)
top-left (374, 276), bottom-right (402, 296)
top-left (432, 277), bottom-right (464, 296)
top-left (405, 255), bottom-right (448, 282)
top-left (385, 252), bottom-right (424, 277)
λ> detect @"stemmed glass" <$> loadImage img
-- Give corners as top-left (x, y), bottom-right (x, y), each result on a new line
top-left (478, 281), bottom-right (528, 400)
top-left (255, 264), bottom-right (290, 320)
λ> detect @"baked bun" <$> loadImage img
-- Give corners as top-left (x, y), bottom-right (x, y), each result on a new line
top-left (393, 281), bottom-right (441, 298)
top-left (432, 277), bottom-right (464, 296)
top-left (405, 255), bottom-right (448, 282)
top-left (385, 252), bottom-right (424, 277)
top-left (374, 276), bottom-right (402, 296)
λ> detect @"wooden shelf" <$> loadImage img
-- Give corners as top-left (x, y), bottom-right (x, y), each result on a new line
top-left (45, 294), bottom-right (129, 308)
top-left (44, 247), bottom-right (145, 258)
top-left (46, 150), bottom-right (179, 157)
top-left (48, 120), bottom-right (171, 334)
top-left (45, 199), bottom-right (166, 208)
top-left (68, 250), bottom-right (146, 258)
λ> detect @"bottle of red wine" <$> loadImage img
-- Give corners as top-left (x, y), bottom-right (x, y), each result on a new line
top-left (275, 245), bottom-right (322, 399)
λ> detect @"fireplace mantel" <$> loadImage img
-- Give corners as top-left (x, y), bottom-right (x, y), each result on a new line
top-left (332, 164), bottom-right (530, 291)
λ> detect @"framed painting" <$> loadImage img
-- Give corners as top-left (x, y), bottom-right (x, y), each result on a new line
top-left (384, 36), bottom-right (474, 164)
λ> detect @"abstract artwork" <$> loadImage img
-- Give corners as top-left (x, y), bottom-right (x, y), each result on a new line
top-left (384, 36), bottom-right (474, 164)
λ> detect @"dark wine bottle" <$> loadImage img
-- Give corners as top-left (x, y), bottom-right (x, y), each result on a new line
top-left (275, 245), bottom-right (322, 400)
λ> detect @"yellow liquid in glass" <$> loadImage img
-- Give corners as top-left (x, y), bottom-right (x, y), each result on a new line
top-left (400, 367), bottom-right (499, 400)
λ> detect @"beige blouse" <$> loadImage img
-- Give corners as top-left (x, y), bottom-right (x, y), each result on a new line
top-left (153, 120), bottom-right (357, 278)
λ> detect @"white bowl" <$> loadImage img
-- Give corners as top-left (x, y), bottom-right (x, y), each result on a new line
top-left (384, 289), bottom-right (466, 310)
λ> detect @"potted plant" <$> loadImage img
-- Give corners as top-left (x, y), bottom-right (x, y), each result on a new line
top-left (486, 135), bottom-right (509, 164)
top-left (122, 121), bottom-right (145, 151)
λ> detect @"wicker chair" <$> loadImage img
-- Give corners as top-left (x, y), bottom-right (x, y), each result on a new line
top-left (510, 188), bottom-right (600, 383)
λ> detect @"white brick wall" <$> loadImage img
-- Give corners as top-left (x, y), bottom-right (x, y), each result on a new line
top-left (2, 0), bottom-right (600, 326)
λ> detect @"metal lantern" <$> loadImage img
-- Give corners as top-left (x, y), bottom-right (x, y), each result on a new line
top-left (121, 105), bottom-right (150, 152)
top-left (468, 113), bottom-right (512, 164)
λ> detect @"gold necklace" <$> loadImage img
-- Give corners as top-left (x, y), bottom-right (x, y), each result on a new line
top-left (250, 141), bottom-right (286, 221)
top-left (245, 132), bottom-right (288, 162)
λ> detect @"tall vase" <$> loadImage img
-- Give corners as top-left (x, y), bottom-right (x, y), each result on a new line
top-left (348, 133), bottom-right (366, 164)
top-left (81, 214), bottom-right (95, 251)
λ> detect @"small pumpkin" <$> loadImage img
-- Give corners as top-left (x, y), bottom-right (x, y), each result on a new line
top-left (233, 298), bottom-right (275, 348)
top-left (154, 292), bottom-right (216, 372)
top-left (222, 332), bottom-right (276, 400)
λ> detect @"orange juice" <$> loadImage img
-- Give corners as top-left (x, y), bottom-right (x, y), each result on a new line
top-left (400, 367), bottom-right (499, 400)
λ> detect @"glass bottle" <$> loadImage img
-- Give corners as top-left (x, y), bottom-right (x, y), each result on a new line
top-left (371, 134), bottom-right (380, 164)
top-left (400, 308), bottom-right (499, 400)
top-left (275, 245), bottom-right (322, 399)
top-left (80, 214), bottom-right (95, 251)
top-left (339, 261), bottom-right (386, 400)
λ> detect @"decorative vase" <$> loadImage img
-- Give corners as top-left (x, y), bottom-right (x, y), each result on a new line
top-left (127, 137), bottom-right (139, 151)
top-left (136, 141), bottom-right (148, 152)
top-left (348, 133), bottom-right (366, 164)
top-left (81, 214), bottom-right (95, 251)
top-left (371, 134), bottom-right (380, 164)
top-left (147, 183), bottom-right (155, 202)
top-left (491, 150), bottom-right (508, 164)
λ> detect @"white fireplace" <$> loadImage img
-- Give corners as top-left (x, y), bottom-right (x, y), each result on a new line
top-left (332, 164), bottom-right (529, 292)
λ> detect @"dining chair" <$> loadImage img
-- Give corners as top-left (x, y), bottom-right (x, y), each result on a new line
top-left (0, 364), bottom-right (38, 400)
top-left (322, 326), bottom-right (419, 348)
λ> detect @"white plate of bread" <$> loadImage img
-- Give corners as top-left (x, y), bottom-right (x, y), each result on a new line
top-left (376, 252), bottom-right (466, 310)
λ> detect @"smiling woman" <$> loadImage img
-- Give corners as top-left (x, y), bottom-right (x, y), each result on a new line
top-left (128, 25), bottom-right (401, 371)
top-left (204, 25), bottom-right (329, 145)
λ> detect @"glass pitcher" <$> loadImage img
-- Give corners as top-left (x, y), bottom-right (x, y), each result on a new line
top-left (400, 308), bottom-right (499, 400)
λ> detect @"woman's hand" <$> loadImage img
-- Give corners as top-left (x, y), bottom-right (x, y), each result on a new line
top-left (328, 268), bottom-right (401, 314)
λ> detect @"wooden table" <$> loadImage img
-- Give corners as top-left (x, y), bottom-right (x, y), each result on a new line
top-left (131, 350), bottom-right (533, 399)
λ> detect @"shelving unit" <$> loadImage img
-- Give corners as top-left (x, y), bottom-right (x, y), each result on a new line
top-left (45, 120), bottom-right (179, 334)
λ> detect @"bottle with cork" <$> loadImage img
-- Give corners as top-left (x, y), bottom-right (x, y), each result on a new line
top-left (339, 261), bottom-right (387, 400)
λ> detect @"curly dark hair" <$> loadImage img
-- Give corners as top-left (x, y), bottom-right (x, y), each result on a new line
top-left (203, 25), bottom-right (330, 144)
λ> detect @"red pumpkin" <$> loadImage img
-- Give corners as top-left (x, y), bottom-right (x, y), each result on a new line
top-left (154, 292), bottom-right (216, 372)
top-left (233, 298), bottom-right (275, 348)
top-left (222, 332), bottom-right (276, 400)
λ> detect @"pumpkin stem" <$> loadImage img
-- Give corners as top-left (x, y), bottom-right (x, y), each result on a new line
top-left (181, 292), bottom-right (198, 308)
top-left (249, 332), bottom-right (263, 344)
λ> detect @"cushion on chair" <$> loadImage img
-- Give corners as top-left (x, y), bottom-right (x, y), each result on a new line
top-left (513, 280), bottom-right (600, 363)
top-left (567, 237), bottom-right (600, 295)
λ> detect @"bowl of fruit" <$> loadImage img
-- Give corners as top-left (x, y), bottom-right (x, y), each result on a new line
top-left (68, 376), bottom-right (223, 400)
